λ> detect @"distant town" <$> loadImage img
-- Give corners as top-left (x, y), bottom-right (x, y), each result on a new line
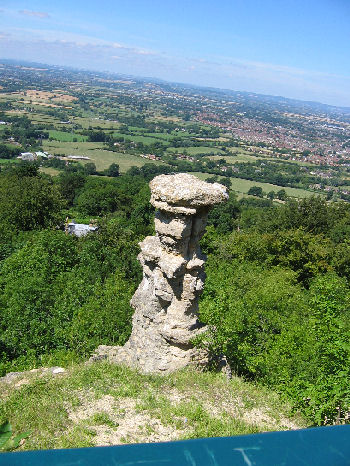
top-left (1, 60), bottom-right (350, 200)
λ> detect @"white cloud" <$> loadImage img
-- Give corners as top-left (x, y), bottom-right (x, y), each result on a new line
top-left (2, 28), bottom-right (158, 59)
top-left (134, 49), bottom-right (156, 56)
top-left (0, 27), bottom-right (349, 106)
top-left (19, 10), bottom-right (50, 19)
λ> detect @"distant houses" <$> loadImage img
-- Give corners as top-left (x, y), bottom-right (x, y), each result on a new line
top-left (65, 220), bottom-right (98, 237)
top-left (66, 155), bottom-right (90, 160)
top-left (18, 152), bottom-right (36, 161)
top-left (17, 151), bottom-right (53, 161)
top-left (140, 153), bottom-right (160, 161)
top-left (16, 152), bottom-right (92, 162)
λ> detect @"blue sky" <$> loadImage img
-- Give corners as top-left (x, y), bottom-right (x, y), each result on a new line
top-left (0, 0), bottom-right (349, 106)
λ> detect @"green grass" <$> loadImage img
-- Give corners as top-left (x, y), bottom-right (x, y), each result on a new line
top-left (39, 167), bottom-right (61, 176)
top-left (210, 152), bottom-right (316, 168)
top-left (42, 140), bottom-right (165, 171)
top-left (48, 130), bottom-right (87, 142)
top-left (143, 132), bottom-right (175, 140)
top-left (0, 158), bottom-right (20, 165)
top-left (0, 362), bottom-right (305, 451)
top-left (112, 132), bottom-right (170, 145)
top-left (73, 117), bottom-right (121, 130)
top-left (191, 171), bottom-right (211, 181)
top-left (228, 177), bottom-right (317, 198)
top-left (167, 146), bottom-right (225, 155)
top-left (211, 153), bottom-right (270, 163)
top-left (86, 151), bottom-right (164, 172)
top-left (42, 140), bottom-right (105, 155)
top-left (190, 172), bottom-right (317, 198)
top-left (25, 112), bottom-right (61, 126)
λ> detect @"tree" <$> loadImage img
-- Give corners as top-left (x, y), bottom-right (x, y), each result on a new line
top-left (0, 144), bottom-right (21, 159)
top-left (69, 272), bottom-right (134, 354)
top-left (88, 130), bottom-right (108, 142)
top-left (208, 192), bottom-right (240, 234)
top-left (206, 160), bottom-right (216, 169)
top-left (247, 186), bottom-right (263, 198)
top-left (267, 191), bottom-right (275, 200)
top-left (197, 258), bottom-right (307, 377)
top-left (0, 231), bottom-right (78, 357)
top-left (219, 178), bottom-right (232, 190)
top-left (58, 171), bottom-right (86, 206)
top-left (206, 175), bottom-right (218, 184)
top-left (276, 189), bottom-right (287, 201)
top-left (84, 162), bottom-right (97, 175)
top-left (75, 179), bottom-right (127, 215)
top-left (279, 196), bottom-right (334, 234)
top-left (0, 171), bottom-right (64, 231)
top-left (106, 163), bottom-right (120, 177)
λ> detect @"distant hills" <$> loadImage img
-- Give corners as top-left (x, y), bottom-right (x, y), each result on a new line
top-left (2, 58), bottom-right (350, 117)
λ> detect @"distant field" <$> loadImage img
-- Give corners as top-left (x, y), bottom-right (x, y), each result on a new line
top-left (83, 151), bottom-right (164, 172)
top-left (0, 158), bottom-right (19, 165)
top-left (112, 132), bottom-right (170, 145)
top-left (191, 172), bottom-right (317, 198)
top-left (210, 153), bottom-right (316, 167)
top-left (72, 116), bottom-right (121, 130)
top-left (127, 126), bottom-right (146, 132)
top-left (144, 132), bottom-right (174, 140)
top-left (167, 146), bottom-right (225, 155)
top-left (40, 167), bottom-right (60, 176)
top-left (49, 130), bottom-right (87, 142)
top-left (210, 154), bottom-right (258, 163)
top-left (42, 140), bottom-right (164, 171)
top-left (29, 113), bottom-right (59, 125)
top-left (229, 177), bottom-right (317, 198)
top-left (191, 171), bottom-right (210, 181)
top-left (42, 140), bottom-right (105, 156)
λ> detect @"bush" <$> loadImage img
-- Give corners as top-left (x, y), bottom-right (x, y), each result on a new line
top-left (0, 231), bottom-right (78, 358)
top-left (0, 171), bottom-right (64, 231)
top-left (0, 227), bottom-right (137, 364)
top-left (197, 257), bottom-right (350, 425)
top-left (69, 273), bottom-right (134, 354)
top-left (198, 259), bottom-right (306, 377)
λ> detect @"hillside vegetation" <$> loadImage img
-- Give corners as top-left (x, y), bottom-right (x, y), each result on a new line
top-left (0, 363), bottom-right (305, 450)
top-left (0, 162), bottom-right (349, 434)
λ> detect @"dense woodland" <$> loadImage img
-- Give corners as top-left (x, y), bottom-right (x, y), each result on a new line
top-left (0, 161), bottom-right (349, 427)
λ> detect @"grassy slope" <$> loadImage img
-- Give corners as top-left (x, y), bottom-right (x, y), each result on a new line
top-left (42, 141), bottom-right (163, 171)
top-left (0, 362), bottom-right (306, 451)
top-left (166, 146), bottom-right (225, 155)
top-left (191, 172), bottom-right (315, 198)
top-left (48, 130), bottom-right (87, 142)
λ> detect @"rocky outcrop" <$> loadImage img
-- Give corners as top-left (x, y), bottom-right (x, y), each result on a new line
top-left (92, 173), bottom-right (228, 373)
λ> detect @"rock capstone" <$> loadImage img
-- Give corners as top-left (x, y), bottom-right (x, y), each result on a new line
top-left (91, 173), bottom-right (228, 373)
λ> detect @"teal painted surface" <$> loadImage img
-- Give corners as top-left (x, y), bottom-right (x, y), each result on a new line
top-left (1, 425), bottom-right (349, 465)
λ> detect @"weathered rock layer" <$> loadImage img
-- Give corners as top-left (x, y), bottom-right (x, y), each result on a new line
top-left (92, 173), bottom-right (228, 373)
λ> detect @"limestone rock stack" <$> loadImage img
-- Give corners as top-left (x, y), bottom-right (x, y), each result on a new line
top-left (92, 173), bottom-right (228, 373)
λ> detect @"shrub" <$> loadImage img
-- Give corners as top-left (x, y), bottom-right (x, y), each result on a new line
top-left (197, 258), bottom-right (350, 425)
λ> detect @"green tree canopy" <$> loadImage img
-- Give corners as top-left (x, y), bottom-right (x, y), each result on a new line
top-left (247, 186), bottom-right (263, 197)
top-left (0, 170), bottom-right (64, 231)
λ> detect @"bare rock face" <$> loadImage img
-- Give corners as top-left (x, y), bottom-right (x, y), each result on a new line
top-left (92, 173), bottom-right (228, 373)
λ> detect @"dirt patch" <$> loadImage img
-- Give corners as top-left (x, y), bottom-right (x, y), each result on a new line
top-left (23, 90), bottom-right (77, 103)
top-left (166, 386), bottom-right (299, 431)
top-left (68, 394), bottom-right (190, 446)
top-left (242, 407), bottom-right (299, 430)
top-left (0, 367), bottom-right (67, 399)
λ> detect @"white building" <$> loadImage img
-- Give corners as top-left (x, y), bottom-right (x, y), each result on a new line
top-left (66, 221), bottom-right (98, 237)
